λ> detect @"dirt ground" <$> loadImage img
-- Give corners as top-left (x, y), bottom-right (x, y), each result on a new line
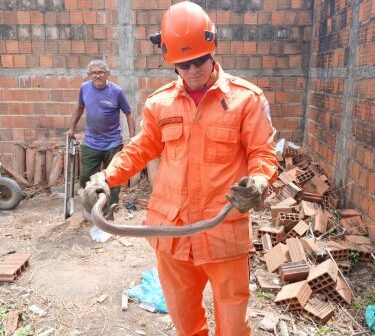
top-left (0, 178), bottom-right (374, 336)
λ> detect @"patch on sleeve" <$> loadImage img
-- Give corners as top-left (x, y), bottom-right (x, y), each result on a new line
top-left (158, 116), bottom-right (183, 127)
top-left (262, 100), bottom-right (272, 124)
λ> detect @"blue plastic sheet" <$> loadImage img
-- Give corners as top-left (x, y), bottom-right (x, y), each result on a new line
top-left (365, 305), bottom-right (375, 332)
top-left (128, 268), bottom-right (168, 313)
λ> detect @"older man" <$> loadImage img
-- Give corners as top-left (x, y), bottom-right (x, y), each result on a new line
top-left (66, 59), bottom-right (135, 207)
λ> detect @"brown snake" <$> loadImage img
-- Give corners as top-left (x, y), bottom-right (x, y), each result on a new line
top-left (88, 193), bottom-right (235, 237)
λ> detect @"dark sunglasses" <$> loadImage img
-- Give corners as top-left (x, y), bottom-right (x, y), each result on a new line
top-left (175, 54), bottom-right (212, 70)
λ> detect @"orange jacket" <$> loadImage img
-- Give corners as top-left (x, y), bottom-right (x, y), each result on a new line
top-left (105, 63), bottom-right (278, 265)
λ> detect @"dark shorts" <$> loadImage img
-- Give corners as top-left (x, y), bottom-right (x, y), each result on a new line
top-left (80, 144), bottom-right (123, 205)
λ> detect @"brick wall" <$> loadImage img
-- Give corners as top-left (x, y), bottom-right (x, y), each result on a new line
top-left (0, 0), bottom-right (373, 234)
top-left (135, 0), bottom-right (312, 142)
top-left (0, 0), bottom-right (120, 166)
top-left (305, 0), bottom-right (375, 237)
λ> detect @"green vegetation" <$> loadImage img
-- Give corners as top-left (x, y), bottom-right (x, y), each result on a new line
top-left (316, 325), bottom-right (331, 335)
top-left (255, 290), bottom-right (272, 300)
top-left (353, 290), bottom-right (375, 317)
top-left (349, 251), bottom-right (360, 265)
top-left (0, 306), bottom-right (33, 336)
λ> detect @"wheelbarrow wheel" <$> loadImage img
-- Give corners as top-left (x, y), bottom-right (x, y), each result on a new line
top-left (0, 176), bottom-right (22, 210)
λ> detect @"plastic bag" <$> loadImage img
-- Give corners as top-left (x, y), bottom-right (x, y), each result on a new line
top-left (128, 268), bottom-right (168, 313)
top-left (365, 305), bottom-right (375, 332)
top-left (89, 226), bottom-right (112, 243)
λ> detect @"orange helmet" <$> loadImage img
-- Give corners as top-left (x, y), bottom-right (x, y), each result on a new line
top-left (157, 1), bottom-right (217, 64)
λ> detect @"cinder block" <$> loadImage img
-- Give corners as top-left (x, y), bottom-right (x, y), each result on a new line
top-left (279, 260), bottom-right (310, 283)
top-left (303, 299), bottom-right (335, 324)
top-left (307, 259), bottom-right (338, 292)
top-left (275, 280), bottom-right (312, 310)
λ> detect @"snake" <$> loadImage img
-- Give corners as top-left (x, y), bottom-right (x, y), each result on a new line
top-left (87, 193), bottom-right (235, 237)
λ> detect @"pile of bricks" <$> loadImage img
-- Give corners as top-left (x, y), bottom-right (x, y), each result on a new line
top-left (253, 142), bottom-right (375, 325)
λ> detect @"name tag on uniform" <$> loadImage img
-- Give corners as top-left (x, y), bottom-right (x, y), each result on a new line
top-left (159, 116), bottom-right (183, 127)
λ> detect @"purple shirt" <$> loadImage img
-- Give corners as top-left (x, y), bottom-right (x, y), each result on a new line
top-left (79, 81), bottom-right (131, 151)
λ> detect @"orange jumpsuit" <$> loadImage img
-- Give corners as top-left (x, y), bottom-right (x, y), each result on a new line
top-left (105, 63), bottom-right (277, 335)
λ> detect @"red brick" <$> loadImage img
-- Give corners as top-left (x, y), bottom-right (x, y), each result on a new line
top-left (14, 55), bottom-right (27, 68)
top-left (30, 11), bottom-right (43, 24)
top-left (230, 41), bottom-right (243, 55)
top-left (83, 10), bottom-right (97, 24)
top-left (93, 25), bottom-right (106, 39)
top-left (18, 41), bottom-right (32, 53)
top-left (40, 55), bottom-right (53, 68)
top-left (216, 10), bottom-right (230, 24)
top-left (272, 11), bottom-right (286, 25)
top-left (105, 0), bottom-right (116, 9)
top-left (44, 11), bottom-right (57, 25)
top-left (64, 0), bottom-right (78, 9)
top-left (6, 41), bottom-right (19, 53)
top-left (243, 42), bottom-right (256, 54)
top-left (71, 41), bottom-right (85, 53)
top-left (244, 12), bottom-right (257, 24)
top-left (17, 11), bottom-right (30, 24)
top-left (78, 0), bottom-right (92, 9)
top-left (4, 12), bottom-right (17, 24)
top-left (70, 11), bottom-right (83, 24)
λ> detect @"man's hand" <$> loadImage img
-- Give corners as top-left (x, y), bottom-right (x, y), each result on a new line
top-left (225, 176), bottom-right (269, 213)
top-left (65, 128), bottom-right (75, 138)
top-left (82, 171), bottom-right (111, 212)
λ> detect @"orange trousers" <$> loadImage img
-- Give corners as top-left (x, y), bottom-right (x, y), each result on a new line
top-left (156, 251), bottom-right (252, 336)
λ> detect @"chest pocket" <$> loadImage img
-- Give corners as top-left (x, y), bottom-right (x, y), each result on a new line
top-left (161, 124), bottom-right (184, 161)
top-left (204, 126), bottom-right (239, 163)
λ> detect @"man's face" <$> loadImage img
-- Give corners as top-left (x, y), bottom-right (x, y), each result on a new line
top-left (88, 65), bottom-right (109, 89)
top-left (175, 54), bottom-right (213, 91)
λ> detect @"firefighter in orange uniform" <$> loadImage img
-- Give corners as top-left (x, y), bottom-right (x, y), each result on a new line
top-left (83, 2), bottom-right (277, 335)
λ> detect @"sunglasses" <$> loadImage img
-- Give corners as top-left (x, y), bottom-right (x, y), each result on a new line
top-left (175, 54), bottom-right (212, 70)
top-left (88, 71), bottom-right (108, 77)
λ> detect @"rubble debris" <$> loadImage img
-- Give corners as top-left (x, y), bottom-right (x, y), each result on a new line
top-left (274, 280), bottom-right (312, 310)
top-left (339, 216), bottom-right (367, 235)
top-left (6, 310), bottom-right (19, 335)
top-left (261, 233), bottom-right (273, 251)
top-left (286, 238), bottom-right (306, 262)
top-left (256, 275), bottom-right (282, 293)
top-left (29, 304), bottom-right (47, 316)
top-left (264, 243), bottom-right (290, 273)
top-left (311, 210), bottom-right (330, 235)
top-left (259, 313), bottom-right (279, 331)
top-left (257, 226), bottom-right (285, 246)
top-left (324, 276), bottom-right (352, 305)
top-left (286, 220), bottom-right (309, 238)
top-left (326, 240), bottom-right (349, 261)
top-left (279, 261), bottom-right (309, 283)
top-left (303, 299), bottom-right (335, 324)
top-left (307, 259), bottom-right (338, 292)
top-left (258, 144), bottom-right (370, 321)
top-left (276, 212), bottom-right (301, 232)
top-left (122, 289), bottom-right (129, 311)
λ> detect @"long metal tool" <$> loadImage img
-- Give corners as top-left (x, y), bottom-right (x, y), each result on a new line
top-left (88, 193), bottom-right (235, 237)
top-left (63, 135), bottom-right (77, 219)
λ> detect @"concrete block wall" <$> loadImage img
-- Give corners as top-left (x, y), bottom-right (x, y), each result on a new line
top-left (305, 0), bottom-right (375, 237)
